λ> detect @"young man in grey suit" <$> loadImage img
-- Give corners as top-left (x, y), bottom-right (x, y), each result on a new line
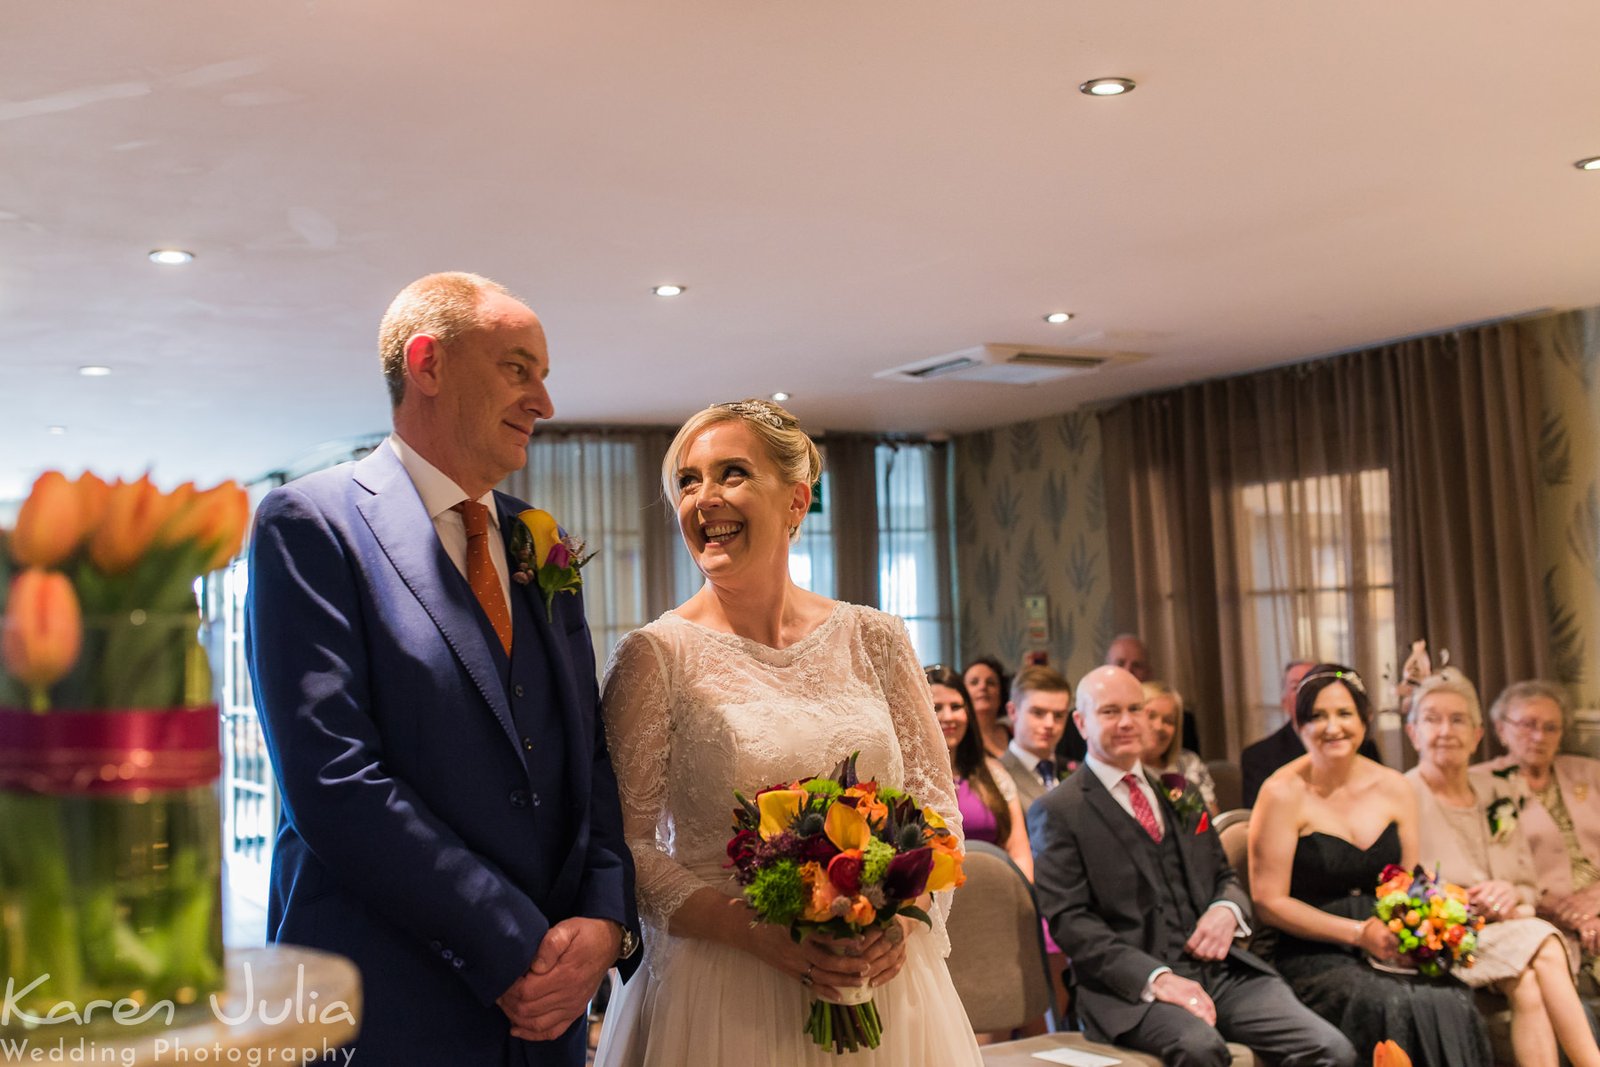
top-left (1029, 666), bottom-right (1354, 1067)
top-left (999, 665), bottom-right (1073, 816)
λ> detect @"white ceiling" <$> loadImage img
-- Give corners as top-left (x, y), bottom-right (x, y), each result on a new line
top-left (5, 1), bottom-right (1600, 500)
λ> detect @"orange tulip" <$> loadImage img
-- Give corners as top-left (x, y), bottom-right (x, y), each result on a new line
top-left (2, 569), bottom-right (83, 711)
top-left (164, 481), bottom-right (250, 570)
top-left (10, 471), bottom-right (86, 568)
top-left (89, 476), bottom-right (173, 574)
top-left (1373, 1039), bottom-right (1412, 1067)
top-left (76, 472), bottom-right (111, 536)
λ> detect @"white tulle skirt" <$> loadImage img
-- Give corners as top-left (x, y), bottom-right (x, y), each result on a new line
top-left (594, 929), bottom-right (983, 1066)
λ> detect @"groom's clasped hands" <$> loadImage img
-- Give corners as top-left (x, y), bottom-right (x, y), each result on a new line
top-left (498, 917), bottom-right (623, 1042)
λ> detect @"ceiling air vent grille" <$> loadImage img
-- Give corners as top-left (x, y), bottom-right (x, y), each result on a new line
top-left (876, 344), bottom-right (1146, 385)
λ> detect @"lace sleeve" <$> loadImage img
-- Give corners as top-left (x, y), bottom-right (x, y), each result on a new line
top-left (874, 612), bottom-right (963, 956)
top-left (600, 628), bottom-right (708, 933)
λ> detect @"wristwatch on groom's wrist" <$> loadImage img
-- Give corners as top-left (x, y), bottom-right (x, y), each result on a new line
top-left (611, 921), bottom-right (640, 961)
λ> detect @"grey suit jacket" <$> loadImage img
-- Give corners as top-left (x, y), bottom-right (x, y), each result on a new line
top-left (1000, 747), bottom-right (1051, 817)
top-left (1028, 765), bottom-right (1273, 1041)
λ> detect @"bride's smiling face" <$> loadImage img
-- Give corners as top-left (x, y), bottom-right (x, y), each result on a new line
top-left (674, 421), bottom-right (809, 583)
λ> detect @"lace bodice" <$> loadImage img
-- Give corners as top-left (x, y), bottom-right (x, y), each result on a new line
top-left (600, 603), bottom-right (963, 972)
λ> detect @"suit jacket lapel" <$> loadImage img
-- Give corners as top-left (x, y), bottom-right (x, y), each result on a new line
top-left (1082, 772), bottom-right (1164, 895)
top-left (353, 448), bottom-right (518, 751)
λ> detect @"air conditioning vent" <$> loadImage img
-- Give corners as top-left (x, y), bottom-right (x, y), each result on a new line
top-left (876, 344), bottom-right (1146, 385)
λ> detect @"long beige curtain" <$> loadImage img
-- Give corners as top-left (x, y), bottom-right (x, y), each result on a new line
top-left (1102, 314), bottom-right (1556, 759)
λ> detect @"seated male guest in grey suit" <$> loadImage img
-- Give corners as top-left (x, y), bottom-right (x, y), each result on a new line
top-left (999, 665), bottom-right (1073, 817)
top-left (247, 273), bottom-right (637, 1066)
top-left (1030, 665), bottom-right (1355, 1067)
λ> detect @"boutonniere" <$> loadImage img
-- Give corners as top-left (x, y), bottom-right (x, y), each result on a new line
top-left (511, 508), bottom-right (596, 621)
top-left (1159, 772), bottom-right (1209, 833)
top-left (1487, 796), bottom-right (1523, 843)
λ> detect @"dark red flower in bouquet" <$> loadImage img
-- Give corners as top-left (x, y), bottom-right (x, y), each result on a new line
top-left (799, 833), bottom-right (839, 864)
top-left (881, 847), bottom-right (933, 901)
top-left (727, 829), bottom-right (759, 870)
top-left (828, 850), bottom-right (864, 895)
top-left (1378, 864), bottom-right (1408, 883)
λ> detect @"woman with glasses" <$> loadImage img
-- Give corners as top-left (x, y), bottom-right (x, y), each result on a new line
top-left (1406, 672), bottom-right (1599, 1067)
top-left (1479, 680), bottom-right (1600, 982)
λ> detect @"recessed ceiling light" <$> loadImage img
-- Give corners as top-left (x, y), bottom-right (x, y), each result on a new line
top-left (1576, 156), bottom-right (1600, 171)
top-left (148, 249), bottom-right (195, 266)
top-left (1044, 312), bottom-right (1073, 324)
top-left (78, 365), bottom-right (112, 377)
top-left (652, 284), bottom-right (685, 297)
top-left (47, 425), bottom-right (66, 436)
top-left (771, 391), bottom-right (791, 402)
top-left (1079, 77), bottom-right (1135, 97)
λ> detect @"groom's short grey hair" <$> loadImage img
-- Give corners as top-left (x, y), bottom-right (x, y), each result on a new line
top-left (378, 272), bottom-right (513, 407)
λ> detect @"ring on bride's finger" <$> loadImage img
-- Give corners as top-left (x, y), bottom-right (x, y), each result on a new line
top-left (800, 962), bottom-right (815, 988)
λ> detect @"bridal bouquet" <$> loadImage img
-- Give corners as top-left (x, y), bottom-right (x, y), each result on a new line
top-left (1373, 864), bottom-right (1483, 977)
top-left (727, 752), bottom-right (964, 1054)
top-left (0, 471), bottom-right (246, 1029)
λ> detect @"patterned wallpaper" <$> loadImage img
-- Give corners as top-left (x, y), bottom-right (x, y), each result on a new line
top-left (952, 409), bottom-right (1112, 687)
top-left (1537, 309), bottom-right (1600, 711)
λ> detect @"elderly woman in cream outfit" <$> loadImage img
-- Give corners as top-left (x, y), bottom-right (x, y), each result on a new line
top-left (1405, 672), bottom-right (1599, 1067)
top-left (1478, 681), bottom-right (1600, 967)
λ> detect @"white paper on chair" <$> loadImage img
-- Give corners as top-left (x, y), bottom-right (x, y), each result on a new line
top-left (1030, 1049), bottom-right (1121, 1066)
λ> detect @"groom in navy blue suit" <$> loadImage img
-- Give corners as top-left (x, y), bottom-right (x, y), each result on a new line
top-left (246, 272), bottom-right (636, 1066)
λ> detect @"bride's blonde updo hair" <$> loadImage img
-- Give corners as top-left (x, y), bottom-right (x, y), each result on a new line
top-left (662, 399), bottom-right (823, 539)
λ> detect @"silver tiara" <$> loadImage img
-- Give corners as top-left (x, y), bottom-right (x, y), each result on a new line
top-left (1298, 666), bottom-right (1367, 697)
top-left (715, 399), bottom-right (785, 429)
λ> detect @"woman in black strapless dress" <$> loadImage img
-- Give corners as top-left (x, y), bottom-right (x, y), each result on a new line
top-left (1248, 665), bottom-right (1490, 1067)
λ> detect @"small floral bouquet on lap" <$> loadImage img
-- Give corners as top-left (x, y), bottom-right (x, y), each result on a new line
top-left (1372, 864), bottom-right (1484, 977)
top-left (728, 752), bottom-right (964, 1054)
top-left (1159, 772), bottom-right (1209, 832)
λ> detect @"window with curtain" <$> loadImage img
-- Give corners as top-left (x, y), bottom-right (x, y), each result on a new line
top-left (1234, 469), bottom-right (1395, 739)
top-left (509, 429), bottom-right (697, 668)
top-left (790, 464), bottom-right (835, 597)
top-left (877, 442), bottom-right (951, 665)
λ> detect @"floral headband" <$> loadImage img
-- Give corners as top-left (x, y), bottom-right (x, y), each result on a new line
top-left (1297, 665), bottom-right (1367, 698)
top-left (714, 399), bottom-right (788, 430)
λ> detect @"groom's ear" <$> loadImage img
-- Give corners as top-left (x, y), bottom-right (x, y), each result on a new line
top-left (405, 333), bottom-right (445, 397)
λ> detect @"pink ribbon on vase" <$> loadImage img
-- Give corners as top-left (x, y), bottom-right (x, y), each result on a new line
top-left (0, 706), bottom-right (221, 795)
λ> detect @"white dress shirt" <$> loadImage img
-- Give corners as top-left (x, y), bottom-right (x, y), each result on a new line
top-left (1082, 752), bottom-right (1248, 999)
top-left (388, 434), bottom-right (512, 608)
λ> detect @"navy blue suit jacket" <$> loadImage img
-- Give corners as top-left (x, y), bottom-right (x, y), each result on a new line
top-left (245, 445), bottom-right (634, 1066)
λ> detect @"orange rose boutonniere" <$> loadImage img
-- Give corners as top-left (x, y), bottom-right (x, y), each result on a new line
top-left (510, 508), bottom-right (596, 622)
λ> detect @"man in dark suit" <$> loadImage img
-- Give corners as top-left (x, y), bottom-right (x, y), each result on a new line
top-left (1241, 660), bottom-right (1380, 808)
top-left (1030, 665), bottom-right (1354, 1067)
top-left (247, 272), bottom-right (636, 1066)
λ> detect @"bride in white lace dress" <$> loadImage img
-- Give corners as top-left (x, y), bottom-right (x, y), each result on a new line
top-left (593, 400), bottom-right (982, 1066)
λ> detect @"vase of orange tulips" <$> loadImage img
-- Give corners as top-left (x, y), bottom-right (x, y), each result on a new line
top-left (0, 471), bottom-right (247, 1033)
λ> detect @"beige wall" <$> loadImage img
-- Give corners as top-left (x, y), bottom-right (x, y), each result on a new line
top-left (953, 410), bottom-right (1113, 688)
top-left (1537, 309), bottom-right (1600, 712)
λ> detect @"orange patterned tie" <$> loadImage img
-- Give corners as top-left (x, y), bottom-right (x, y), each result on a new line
top-left (453, 500), bottom-right (512, 656)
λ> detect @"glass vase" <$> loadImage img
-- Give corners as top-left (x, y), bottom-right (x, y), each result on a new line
top-left (0, 612), bottom-right (223, 1036)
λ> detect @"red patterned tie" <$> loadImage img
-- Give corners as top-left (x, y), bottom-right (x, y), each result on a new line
top-left (1123, 773), bottom-right (1164, 842)
top-left (453, 501), bottom-right (512, 656)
